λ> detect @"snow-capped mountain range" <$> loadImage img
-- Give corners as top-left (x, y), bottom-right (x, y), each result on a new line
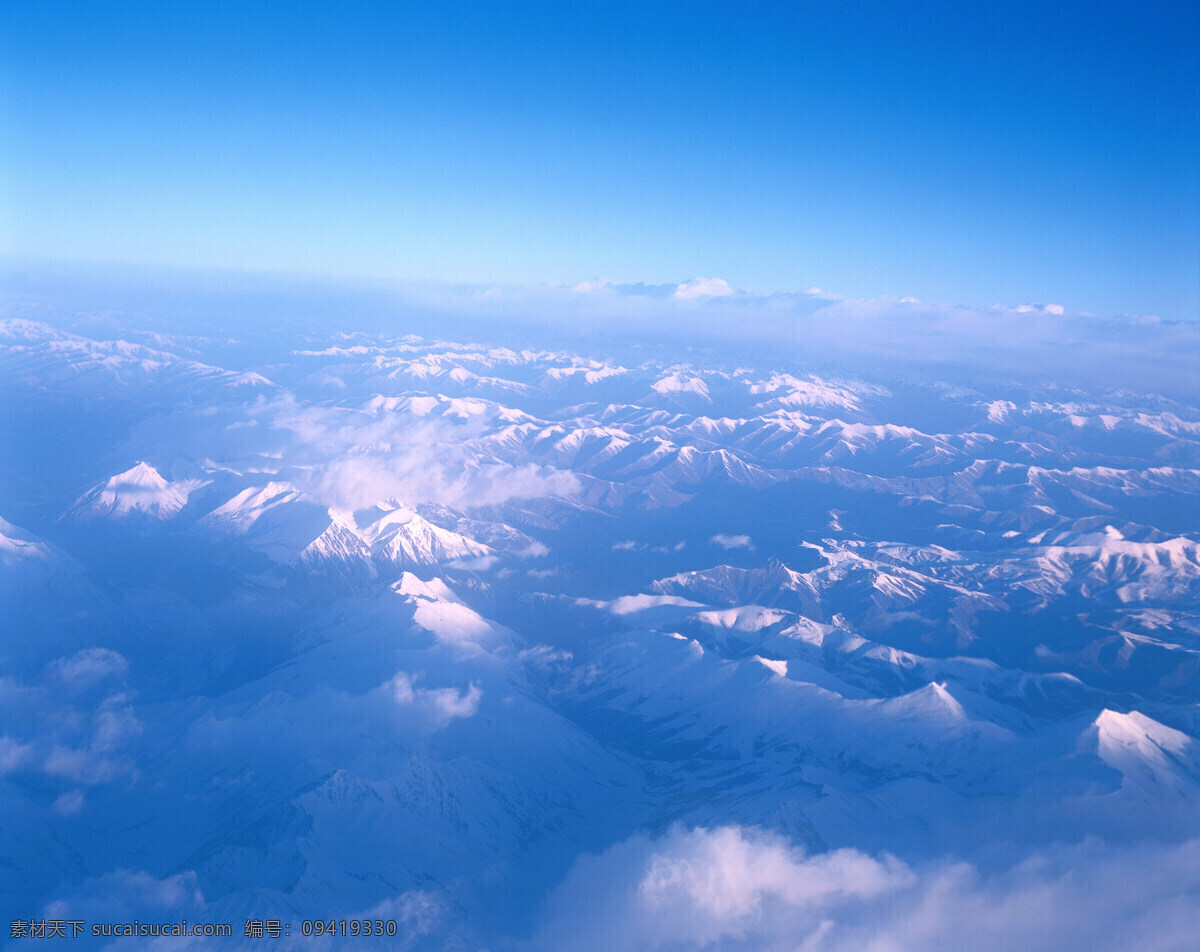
top-left (2, 313), bottom-right (1199, 949)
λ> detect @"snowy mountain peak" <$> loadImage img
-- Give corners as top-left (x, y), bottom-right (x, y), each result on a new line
top-left (1093, 709), bottom-right (1190, 759)
top-left (362, 507), bottom-right (492, 568)
top-left (299, 514), bottom-right (377, 584)
top-left (64, 462), bottom-right (206, 521)
top-left (1089, 710), bottom-right (1199, 799)
top-left (651, 372), bottom-right (711, 401)
top-left (204, 482), bottom-right (304, 527)
top-left (0, 516), bottom-right (56, 566)
top-left (878, 680), bottom-right (970, 723)
top-left (393, 573), bottom-right (461, 603)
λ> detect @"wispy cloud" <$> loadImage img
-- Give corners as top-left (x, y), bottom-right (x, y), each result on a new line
top-left (673, 277), bottom-right (734, 300)
top-left (49, 648), bottom-right (129, 684)
top-left (256, 395), bottom-right (580, 512)
top-left (710, 533), bottom-right (754, 550)
top-left (389, 280), bottom-right (1199, 397)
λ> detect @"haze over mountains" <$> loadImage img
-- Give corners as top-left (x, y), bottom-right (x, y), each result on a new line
top-left (2, 295), bottom-right (1199, 950)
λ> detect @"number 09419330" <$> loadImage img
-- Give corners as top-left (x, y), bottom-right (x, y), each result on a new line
top-left (300, 919), bottom-right (398, 937)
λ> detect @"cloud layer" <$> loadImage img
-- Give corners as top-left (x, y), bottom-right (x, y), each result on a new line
top-left (10, 265), bottom-right (1197, 397)
top-left (400, 279), bottom-right (1200, 398)
top-left (266, 397), bottom-right (581, 513)
top-left (530, 825), bottom-right (1200, 952)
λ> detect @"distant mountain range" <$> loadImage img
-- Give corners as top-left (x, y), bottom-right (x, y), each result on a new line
top-left (2, 314), bottom-right (1198, 949)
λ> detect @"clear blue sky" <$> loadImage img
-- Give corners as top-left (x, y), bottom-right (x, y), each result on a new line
top-left (2, 1), bottom-right (1198, 319)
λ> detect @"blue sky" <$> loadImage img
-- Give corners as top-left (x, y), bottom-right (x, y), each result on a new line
top-left (2, 0), bottom-right (1197, 319)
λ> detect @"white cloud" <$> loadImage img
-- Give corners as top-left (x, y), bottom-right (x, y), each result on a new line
top-left (572, 277), bottom-right (615, 294)
top-left (0, 735), bottom-right (33, 773)
top-left (428, 684), bottom-right (482, 722)
top-left (445, 554), bottom-right (500, 571)
top-left (389, 672), bottom-right (481, 727)
top-left (349, 891), bottom-right (445, 949)
top-left (529, 826), bottom-right (1200, 952)
top-left (517, 644), bottom-right (600, 695)
top-left (43, 870), bottom-right (206, 924)
top-left (639, 825), bottom-right (905, 920)
top-left (519, 645), bottom-right (574, 668)
top-left (53, 789), bottom-right (86, 815)
top-left (711, 533), bottom-right (754, 550)
top-left (673, 277), bottom-right (734, 300)
top-left (577, 594), bottom-right (705, 615)
top-left (529, 825), bottom-right (910, 951)
top-left (50, 648), bottom-right (128, 684)
top-left (384, 280), bottom-right (1198, 398)
top-left (263, 400), bottom-right (581, 512)
top-left (0, 673), bottom-right (144, 789)
top-left (612, 540), bottom-right (687, 553)
top-left (1016, 302), bottom-right (1067, 315)
top-left (287, 891), bottom-right (445, 951)
top-left (41, 694), bottom-right (142, 785)
top-left (43, 746), bottom-right (131, 785)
